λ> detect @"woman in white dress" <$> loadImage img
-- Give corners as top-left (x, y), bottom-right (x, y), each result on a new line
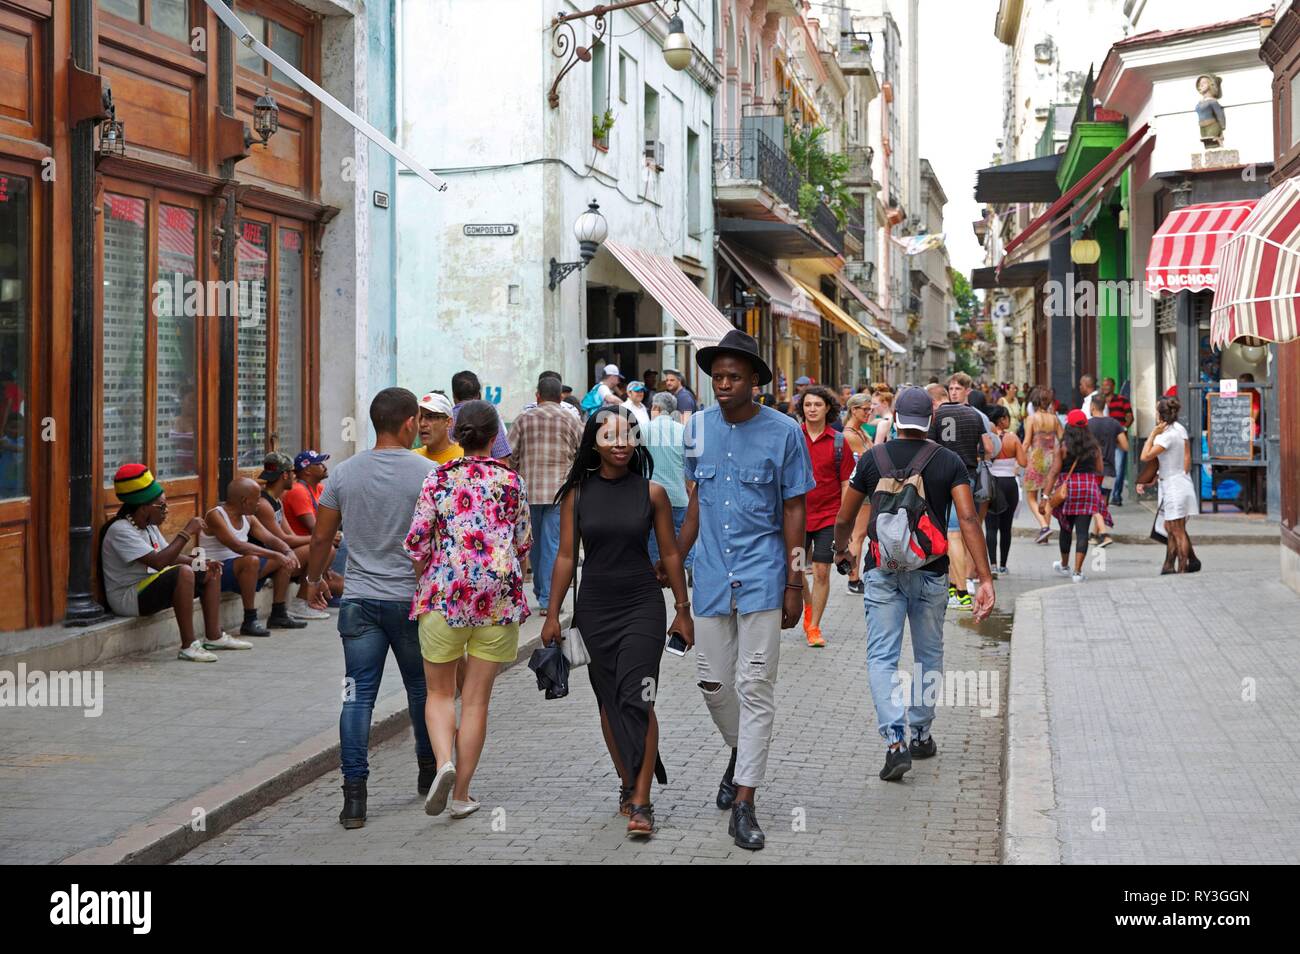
top-left (1139, 396), bottom-right (1201, 574)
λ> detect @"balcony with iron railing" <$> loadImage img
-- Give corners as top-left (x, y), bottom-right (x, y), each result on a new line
top-left (714, 127), bottom-right (845, 257)
top-left (838, 32), bottom-right (873, 75)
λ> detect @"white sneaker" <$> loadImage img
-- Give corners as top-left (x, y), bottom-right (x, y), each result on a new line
top-left (1071, 572), bottom-right (1085, 584)
top-left (178, 642), bottom-right (218, 662)
top-left (947, 594), bottom-right (961, 609)
top-left (424, 762), bottom-right (456, 816)
top-left (289, 598), bottom-right (330, 621)
top-left (449, 798), bottom-right (481, 819)
top-left (203, 632), bottom-right (253, 651)
top-left (1052, 561), bottom-right (1071, 577)
top-left (997, 566), bottom-right (1009, 575)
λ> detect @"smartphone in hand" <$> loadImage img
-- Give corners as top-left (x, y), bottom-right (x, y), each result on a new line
top-left (665, 631), bottom-right (689, 656)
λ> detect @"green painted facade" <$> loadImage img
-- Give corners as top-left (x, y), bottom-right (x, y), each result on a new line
top-left (1057, 121), bottom-right (1130, 385)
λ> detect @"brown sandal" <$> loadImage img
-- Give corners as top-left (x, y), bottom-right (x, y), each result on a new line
top-left (618, 784), bottom-right (634, 816)
top-left (626, 803), bottom-right (655, 838)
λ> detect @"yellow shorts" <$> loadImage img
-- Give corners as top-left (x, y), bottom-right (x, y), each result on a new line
top-left (418, 612), bottom-right (520, 664)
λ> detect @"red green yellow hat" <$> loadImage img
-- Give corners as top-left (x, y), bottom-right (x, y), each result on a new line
top-left (113, 463), bottom-right (163, 505)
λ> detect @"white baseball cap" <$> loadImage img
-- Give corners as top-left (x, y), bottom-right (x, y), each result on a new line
top-left (419, 391), bottom-right (454, 416)
top-left (602, 364), bottom-right (621, 378)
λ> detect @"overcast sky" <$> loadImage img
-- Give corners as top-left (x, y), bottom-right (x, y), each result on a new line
top-left (916, 0), bottom-right (1005, 280)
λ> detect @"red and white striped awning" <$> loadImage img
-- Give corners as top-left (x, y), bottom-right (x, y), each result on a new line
top-left (1211, 177), bottom-right (1300, 346)
top-left (1145, 199), bottom-right (1256, 297)
top-left (602, 241), bottom-right (734, 344)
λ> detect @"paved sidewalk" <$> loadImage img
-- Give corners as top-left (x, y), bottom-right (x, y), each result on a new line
top-left (1008, 562), bottom-right (1300, 864)
top-left (179, 576), bottom-right (1012, 865)
top-left (1012, 487), bottom-right (1278, 544)
top-left (0, 599), bottom-right (552, 865)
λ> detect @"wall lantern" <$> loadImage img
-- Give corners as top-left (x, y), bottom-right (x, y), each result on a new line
top-left (550, 0), bottom-right (694, 108)
top-left (246, 90), bottom-right (280, 148)
top-left (1070, 237), bottom-right (1101, 265)
top-left (549, 199), bottom-right (608, 290)
top-left (97, 96), bottom-right (126, 159)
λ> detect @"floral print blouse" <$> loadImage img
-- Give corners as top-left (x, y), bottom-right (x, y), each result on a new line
top-left (404, 456), bottom-right (532, 626)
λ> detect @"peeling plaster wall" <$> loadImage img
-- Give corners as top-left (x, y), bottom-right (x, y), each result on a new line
top-left (395, 0), bottom-right (716, 423)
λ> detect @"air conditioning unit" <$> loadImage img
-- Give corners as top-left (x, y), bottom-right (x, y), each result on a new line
top-left (644, 140), bottom-right (665, 170)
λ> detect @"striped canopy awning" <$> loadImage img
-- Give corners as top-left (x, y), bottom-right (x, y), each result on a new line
top-left (603, 241), bottom-right (734, 345)
top-left (1211, 177), bottom-right (1300, 347)
top-left (1145, 199), bottom-right (1256, 297)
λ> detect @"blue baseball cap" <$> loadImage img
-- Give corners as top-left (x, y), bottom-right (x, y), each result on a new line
top-left (294, 449), bottom-right (330, 470)
top-left (795, 375), bottom-right (812, 386)
top-left (628, 380), bottom-right (646, 393)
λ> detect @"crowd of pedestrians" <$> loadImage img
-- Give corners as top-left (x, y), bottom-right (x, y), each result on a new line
top-left (97, 347), bottom-right (1222, 849)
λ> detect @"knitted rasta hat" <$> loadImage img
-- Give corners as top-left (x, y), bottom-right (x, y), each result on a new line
top-left (113, 463), bottom-right (164, 505)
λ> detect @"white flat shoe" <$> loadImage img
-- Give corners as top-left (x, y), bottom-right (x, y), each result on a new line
top-left (424, 762), bottom-right (456, 816)
top-left (449, 798), bottom-right (481, 819)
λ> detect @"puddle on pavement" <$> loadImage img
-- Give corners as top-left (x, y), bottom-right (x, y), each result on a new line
top-left (955, 608), bottom-right (1014, 642)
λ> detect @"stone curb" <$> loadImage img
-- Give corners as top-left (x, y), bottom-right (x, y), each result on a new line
top-left (1001, 587), bottom-right (1062, 864)
top-left (58, 632), bottom-right (544, 866)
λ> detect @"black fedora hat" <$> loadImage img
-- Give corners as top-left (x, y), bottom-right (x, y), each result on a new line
top-left (696, 329), bottom-right (772, 386)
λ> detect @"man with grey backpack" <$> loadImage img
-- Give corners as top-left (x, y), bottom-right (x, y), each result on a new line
top-left (832, 386), bottom-right (995, 782)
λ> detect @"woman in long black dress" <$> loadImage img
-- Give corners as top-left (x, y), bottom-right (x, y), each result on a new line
top-left (541, 407), bottom-right (693, 838)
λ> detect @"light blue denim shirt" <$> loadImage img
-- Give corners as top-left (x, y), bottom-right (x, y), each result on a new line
top-left (684, 404), bottom-right (815, 618)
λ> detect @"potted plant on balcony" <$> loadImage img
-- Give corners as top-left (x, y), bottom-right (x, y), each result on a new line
top-left (592, 109), bottom-right (615, 151)
top-left (787, 125), bottom-right (854, 228)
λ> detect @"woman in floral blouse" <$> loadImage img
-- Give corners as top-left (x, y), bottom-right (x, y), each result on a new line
top-left (404, 400), bottom-right (531, 820)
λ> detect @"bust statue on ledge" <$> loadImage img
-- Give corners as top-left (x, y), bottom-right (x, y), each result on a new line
top-left (1195, 74), bottom-right (1226, 148)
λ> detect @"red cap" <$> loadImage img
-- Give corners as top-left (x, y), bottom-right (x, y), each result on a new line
top-left (1066, 409), bottom-right (1089, 428)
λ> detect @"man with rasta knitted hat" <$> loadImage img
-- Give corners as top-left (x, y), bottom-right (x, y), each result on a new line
top-left (99, 464), bottom-right (252, 662)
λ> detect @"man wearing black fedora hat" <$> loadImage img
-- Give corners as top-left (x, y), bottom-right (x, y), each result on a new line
top-left (674, 329), bottom-right (814, 850)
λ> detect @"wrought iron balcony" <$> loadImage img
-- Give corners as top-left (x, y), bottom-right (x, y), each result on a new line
top-left (713, 127), bottom-right (800, 212)
top-left (811, 201), bottom-right (845, 255)
top-left (838, 32), bottom-right (873, 75)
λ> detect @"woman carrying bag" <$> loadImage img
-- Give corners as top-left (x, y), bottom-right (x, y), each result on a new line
top-left (542, 406), bottom-right (692, 838)
top-left (1138, 395), bottom-right (1201, 574)
top-left (983, 406), bottom-right (1022, 576)
top-left (403, 401), bottom-right (532, 821)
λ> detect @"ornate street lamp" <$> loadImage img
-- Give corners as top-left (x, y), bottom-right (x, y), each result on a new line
top-left (549, 0), bottom-right (693, 108)
top-left (549, 199), bottom-right (608, 290)
top-left (97, 95), bottom-right (126, 159)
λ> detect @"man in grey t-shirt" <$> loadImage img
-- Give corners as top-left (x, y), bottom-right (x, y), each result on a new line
top-left (305, 387), bottom-right (437, 831)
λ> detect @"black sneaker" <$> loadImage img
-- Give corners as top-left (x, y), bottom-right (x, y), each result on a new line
top-left (240, 618), bottom-right (271, 637)
top-left (909, 736), bottom-right (937, 759)
top-left (879, 745), bottom-right (912, 781)
top-left (847, 579), bottom-right (864, 594)
top-left (267, 612), bottom-right (309, 630)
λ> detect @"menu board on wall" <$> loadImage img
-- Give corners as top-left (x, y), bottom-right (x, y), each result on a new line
top-left (1206, 392), bottom-right (1255, 461)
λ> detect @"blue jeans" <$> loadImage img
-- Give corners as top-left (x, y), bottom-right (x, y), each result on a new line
top-left (529, 503), bottom-right (561, 609)
top-left (337, 598), bottom-right (434, 781)
top-left (1112, 447), bottom-right (1127, 503)
top-left (647, 505), bottom-right (693, 569)
top-left (863, 568), bottom-right (948, 746)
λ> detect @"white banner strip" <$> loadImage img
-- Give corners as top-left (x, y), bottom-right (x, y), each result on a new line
top-left (203, 0), bottom-right (446, 192)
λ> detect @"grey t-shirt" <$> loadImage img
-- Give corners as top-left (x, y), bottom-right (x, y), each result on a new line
top-left (320, 447), bottom-right (435, 601)
top-left (101, 520), bottom-right (167, 616)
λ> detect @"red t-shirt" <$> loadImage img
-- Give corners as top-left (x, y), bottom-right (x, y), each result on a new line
top-left (802, 424), bottom-right (855, 532)
top-left (281, 480), bottom-right (322, 537)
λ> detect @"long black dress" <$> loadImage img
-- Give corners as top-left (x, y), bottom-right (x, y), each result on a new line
top-left (575, 471), bottom-right (668, 785)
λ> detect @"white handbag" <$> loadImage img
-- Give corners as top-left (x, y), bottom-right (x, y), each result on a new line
top-left (560, 485), bottom-right (590, 668)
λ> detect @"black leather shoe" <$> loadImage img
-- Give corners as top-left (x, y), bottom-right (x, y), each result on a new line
top-left (339, 779), bottom-right (367, 829)
top-left (847, 579), bottom-right (865, 594)
top-left (909, 736), bottom-right (937, 759)
top-left (728, 801), bottom-right (765, 850)
top-left (240, 618), bottom-right (271, 637)
top-left (417, 758), bottom-right (437, 796)
top-left (268, 612), bottom-right (308, 629)
top-left (716, 767), bottom-right (737, 810)
top-left (880, 746), bottom-right (912, 781)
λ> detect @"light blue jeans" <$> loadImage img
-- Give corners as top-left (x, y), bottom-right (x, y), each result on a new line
top-left (863, 568), bottom-right (948, 746)
top-left (530, 503), bottom-right (561, 609)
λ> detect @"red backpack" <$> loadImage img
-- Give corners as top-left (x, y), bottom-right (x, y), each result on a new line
top-left (865, 441), bottom-right (949, 572)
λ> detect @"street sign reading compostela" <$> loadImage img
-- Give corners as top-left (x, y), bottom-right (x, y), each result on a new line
top-left (463, 224), bottom-right (519, 236)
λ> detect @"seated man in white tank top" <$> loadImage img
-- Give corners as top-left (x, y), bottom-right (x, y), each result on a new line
top-left (200, 476), bottom-right (309, 638)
